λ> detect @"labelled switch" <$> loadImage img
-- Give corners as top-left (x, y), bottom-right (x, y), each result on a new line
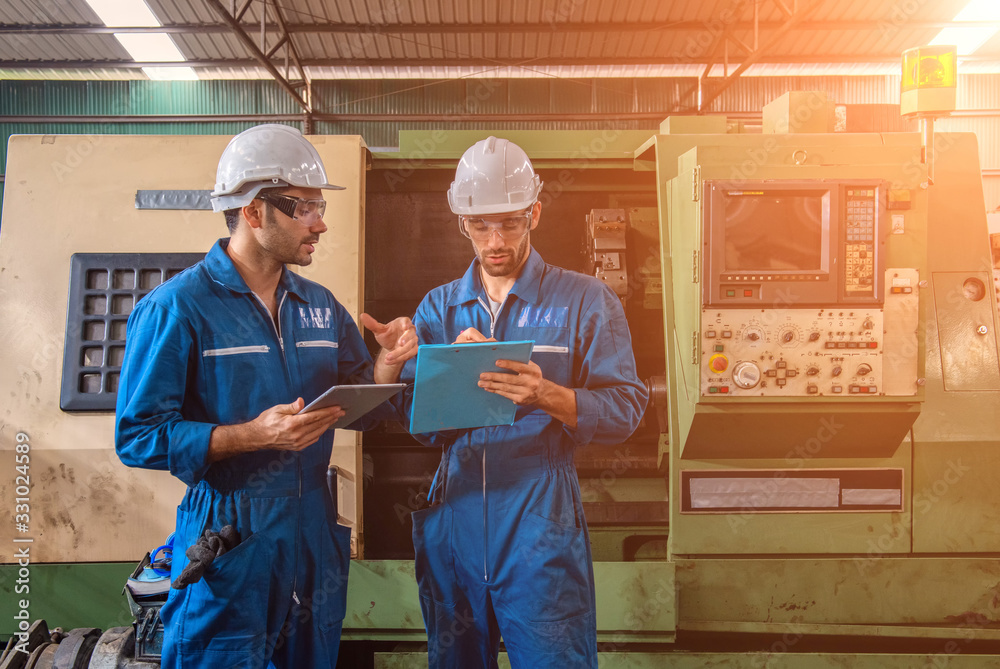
top-left (806, 366), bottom-right (819, 376)
top-left (747, 332), bottom-right (760, 341)
top-left (809, 332), bottom-right (821, 342)
top-left (856, 363), bottom-right (873, 376)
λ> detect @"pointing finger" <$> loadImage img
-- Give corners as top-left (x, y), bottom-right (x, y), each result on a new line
top-left (360, 312), bottom-right (387, 333)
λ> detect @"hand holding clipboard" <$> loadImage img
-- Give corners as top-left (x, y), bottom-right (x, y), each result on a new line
top-left (409, 340), bottom-right (534, 434)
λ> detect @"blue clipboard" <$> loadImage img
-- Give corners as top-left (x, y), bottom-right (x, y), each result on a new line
top-left (409, 340), bottom-right (534, 434)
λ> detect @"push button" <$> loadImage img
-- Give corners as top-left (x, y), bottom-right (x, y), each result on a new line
top-left (708, 354), bottom-right (729, 373)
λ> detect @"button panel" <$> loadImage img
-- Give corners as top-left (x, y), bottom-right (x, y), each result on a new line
top-left (845, 189), bottom-right (877, 296)
top-left (700, 307), bottom-right (883, 398)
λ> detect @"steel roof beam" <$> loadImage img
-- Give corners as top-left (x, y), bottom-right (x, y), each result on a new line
top-left (6, 53), bottom-right (998, 69)
top-left (3, 20), bottom-right (999, 36)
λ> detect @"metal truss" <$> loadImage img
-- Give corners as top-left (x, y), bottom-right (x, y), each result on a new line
top-left (678, 0), bottom-right (824, 113)
top-left (204, 0), bottom-right (312, 119)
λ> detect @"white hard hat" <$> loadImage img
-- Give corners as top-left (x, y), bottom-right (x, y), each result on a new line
top-left (447, 136), bottom-right (542, 216)
top-left (210, 124), bottom-right (345, 213)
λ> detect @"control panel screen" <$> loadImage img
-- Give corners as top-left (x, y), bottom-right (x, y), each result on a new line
top-left (723, 190), bottom-right (827, 272)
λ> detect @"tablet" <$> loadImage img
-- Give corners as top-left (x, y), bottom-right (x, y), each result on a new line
top-left (299, 383), bottom-right (407, 427)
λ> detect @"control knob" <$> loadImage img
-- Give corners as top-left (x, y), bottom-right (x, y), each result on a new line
top-left (806, 366), bottom-right (820, 376)
top-left (857, 363), bottom-right (873, 376)
top-left (832, 366), bottom-right (843, 377)
top-left (863, 318), bottom-right (874, 330)
top-left (731, 361), bottom-right (762, 389)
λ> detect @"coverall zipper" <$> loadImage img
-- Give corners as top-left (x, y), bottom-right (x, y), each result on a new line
top-left (251, 290), bottom-right (301, 602)
top-left (476, 295), bottom-right (508, 582)
top-left (251, 292), bottom-right (288, 355)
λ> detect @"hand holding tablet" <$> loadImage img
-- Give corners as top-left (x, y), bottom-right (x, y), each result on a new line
top-left (298, 383), bottom-right (407, 427)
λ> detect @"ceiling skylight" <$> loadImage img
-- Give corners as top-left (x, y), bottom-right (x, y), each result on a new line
top-left (83, 0), bottom-right (197, 80)
top-left (930, 0), bottom-right (1000, 56)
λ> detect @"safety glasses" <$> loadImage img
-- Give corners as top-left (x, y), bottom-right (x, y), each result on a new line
top-left (460, 212), bottom-right (532, 242)
top-left (257, 192), bottom-right (327, 224)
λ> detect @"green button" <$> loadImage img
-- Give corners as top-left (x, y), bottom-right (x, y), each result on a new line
top-left (715, 344), bottom-right (724, 352)
top-left (708, 386), bottom-right (719, 393)
top-left (726, 290), bottom-right (736, 297)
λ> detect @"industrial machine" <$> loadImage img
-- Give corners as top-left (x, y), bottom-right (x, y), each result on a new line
top-left (3, 83), bottom-right (1000, 667)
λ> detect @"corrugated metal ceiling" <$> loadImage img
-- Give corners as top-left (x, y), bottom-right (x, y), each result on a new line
top-left (2, 0), bottom-right (999, 81)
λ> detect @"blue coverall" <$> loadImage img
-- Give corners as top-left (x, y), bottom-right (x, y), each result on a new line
top-left (403, 249), bottom-right (648, 668)
top-left (116, 239), bottom-right (381, 669)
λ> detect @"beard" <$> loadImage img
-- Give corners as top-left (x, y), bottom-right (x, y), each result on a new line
top-left (260, 206), bottom-right (316, 266)
top-left (476, 232), bottom-right (531, 278)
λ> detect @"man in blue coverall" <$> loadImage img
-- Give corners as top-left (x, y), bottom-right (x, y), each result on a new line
top-left (404, 136), bottom-right (649, 667)
top-left (115, 124), bottom-right (416, 668)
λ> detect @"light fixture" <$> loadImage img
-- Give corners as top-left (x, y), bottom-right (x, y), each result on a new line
top-left (83, 0), bottom-right (198, 80)
top-left (929, 0), bottom-right (1000, 56)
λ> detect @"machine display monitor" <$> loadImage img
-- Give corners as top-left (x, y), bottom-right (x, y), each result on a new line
top-left (703, 179), bottom-right (885, 306)
top-left (722, 190), bottom-right (827, 272)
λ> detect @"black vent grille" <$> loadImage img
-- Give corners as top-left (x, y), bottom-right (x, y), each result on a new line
top-left (61, 253), bottom-right (203, 412)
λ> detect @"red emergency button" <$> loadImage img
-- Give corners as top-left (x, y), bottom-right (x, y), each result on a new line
top-left (708, 353), bottom-right (729, 373)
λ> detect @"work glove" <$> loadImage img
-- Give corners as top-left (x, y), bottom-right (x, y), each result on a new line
top-left (171, 525), bottom-right (241, 589)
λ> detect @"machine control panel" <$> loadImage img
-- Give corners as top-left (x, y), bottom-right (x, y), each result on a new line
top-left (845, 188), bottom-right (877, 297)
top-left (700, 308), bottom-right (884, 397)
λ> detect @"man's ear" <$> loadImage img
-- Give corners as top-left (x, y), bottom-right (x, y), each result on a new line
top-left (529, 200), bottom-right (542, 231)
top-left (242, 199), bottom-right (264, 229)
